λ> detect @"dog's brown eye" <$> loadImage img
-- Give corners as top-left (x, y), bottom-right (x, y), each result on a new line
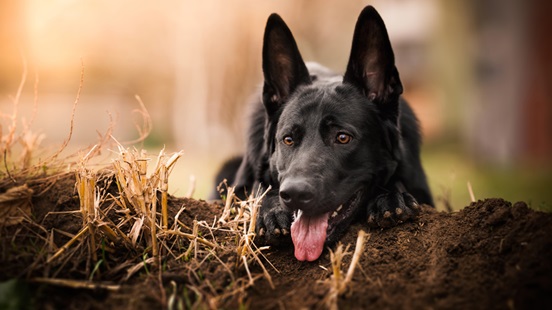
top-left (283, 136), bottom-right (294, 146)
top-left (336, 133), bottom-right (352, 144)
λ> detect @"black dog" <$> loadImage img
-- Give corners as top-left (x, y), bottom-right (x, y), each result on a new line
top-left (215, 6), bottom-right (433, 261)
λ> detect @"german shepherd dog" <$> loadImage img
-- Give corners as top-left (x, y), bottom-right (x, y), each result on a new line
top-left (215, 6), bottom-right (433, 261)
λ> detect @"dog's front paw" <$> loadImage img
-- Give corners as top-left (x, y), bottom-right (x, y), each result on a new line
top-left (256, 203), bottom-right (292, 246)
top-left (367, 192), bottom-right (421, 228)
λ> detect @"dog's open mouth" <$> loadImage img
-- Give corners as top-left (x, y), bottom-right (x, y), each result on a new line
top-left (290, 190), bottom-right (362, 261)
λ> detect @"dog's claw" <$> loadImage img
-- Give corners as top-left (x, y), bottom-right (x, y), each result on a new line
top-left (367, 191), bottom-right (420, 228)
top-left (379, 210), bottom-right (395, 227)
top-left (255, 197), bottom-right (292, 245)
top-left (395, 207), bottom-right (409, 222)
top-left (367, 214), bottom-right (376, 227)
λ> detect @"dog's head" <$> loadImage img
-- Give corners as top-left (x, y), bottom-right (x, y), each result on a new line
top-left (262, 6), bottom-right (403, 261)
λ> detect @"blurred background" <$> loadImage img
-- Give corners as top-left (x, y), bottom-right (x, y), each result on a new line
top-left (1, 0), bottom-right (551, 210)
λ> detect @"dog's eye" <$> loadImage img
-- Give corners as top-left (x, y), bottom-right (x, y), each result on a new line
top-left (336, 133), bottom-right (352, 144)
top-left (283, 136), bottom-right (294, 146)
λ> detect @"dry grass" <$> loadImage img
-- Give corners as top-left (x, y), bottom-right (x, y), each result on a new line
top-left (0, 64), bottom-right (354, 309)
top-left (321, 230), bottom-right (369, 310)
top-left (56, 152), bottom-right (278, 307)
top-left (0, 184), bottom-right (33, 227)
top-left (1, 69), bottom-right (279, 308)
top-left (0, 60), bottom-right (113, 190)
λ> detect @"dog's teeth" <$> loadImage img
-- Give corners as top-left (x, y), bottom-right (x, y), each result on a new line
top-left (336, 205), bottom-right (343, 212)
top-left (294, 210), bottom-right (303, 221)
top-left (332, 211), bottom-right (338, 218)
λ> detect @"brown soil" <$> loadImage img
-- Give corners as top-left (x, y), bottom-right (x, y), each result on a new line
top-left (1, 173), bottom-right (551, 309)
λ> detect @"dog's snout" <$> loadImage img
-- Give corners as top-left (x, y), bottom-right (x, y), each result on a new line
top-left (279, 178), bottom-right (315, 210)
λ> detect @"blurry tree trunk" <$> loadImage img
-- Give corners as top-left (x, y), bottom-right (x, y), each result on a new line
top-left (469, 0), bottom-right (552, 167)
top-left (522, 0), bottom-right (552, 164)
top-left (469, 0), bottom-right (525, 166)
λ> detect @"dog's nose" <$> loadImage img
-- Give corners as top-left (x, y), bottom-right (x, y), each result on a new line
top-left (279, 178), bottom-right (315, 209)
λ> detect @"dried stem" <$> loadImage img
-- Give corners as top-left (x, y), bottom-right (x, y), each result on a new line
top-left (47, 59), bottom-right (84, 163)
top-left (467, 181), bottom-right (476, 202)
top-left (323, 230), bottom-right (370, 310)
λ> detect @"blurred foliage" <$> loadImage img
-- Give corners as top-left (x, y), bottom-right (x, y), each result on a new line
top-left (423, 142), bottom-right (552, 212)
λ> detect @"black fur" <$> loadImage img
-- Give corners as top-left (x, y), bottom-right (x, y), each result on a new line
top-left (214, 6), bottom-right (433, 260)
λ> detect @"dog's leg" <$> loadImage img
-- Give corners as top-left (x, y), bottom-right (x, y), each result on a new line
top-left (366, 182), bottom-right (422, 228)
top-left (256, 190), bottom-right (292, 245)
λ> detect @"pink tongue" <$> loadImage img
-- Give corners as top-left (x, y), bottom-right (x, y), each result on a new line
top-left (290, 212), bottom-right (329, 261)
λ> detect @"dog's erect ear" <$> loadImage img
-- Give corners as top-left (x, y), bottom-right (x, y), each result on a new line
top-left (262, 13), bottom-right (311, 116)
top-left (343, 6), bottom-right (403, 122)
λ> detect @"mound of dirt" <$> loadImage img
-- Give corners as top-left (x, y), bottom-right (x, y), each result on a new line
top-left (1, 173), bottom-right (551, 309)
top-left (249, 199), bottom-right (552, 309)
